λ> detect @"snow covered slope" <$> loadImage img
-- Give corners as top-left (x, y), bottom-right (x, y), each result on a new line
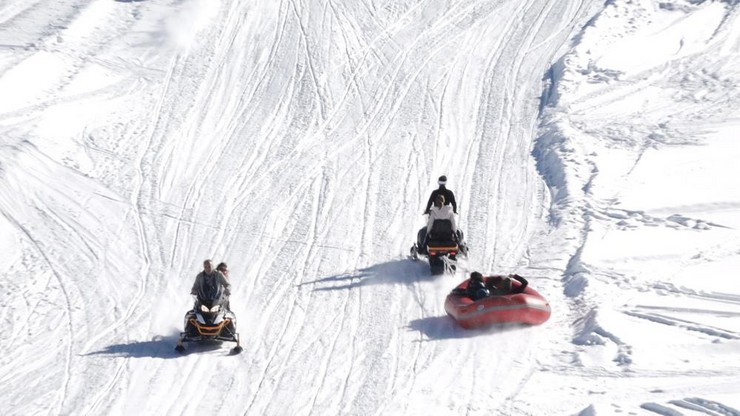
top-left (1, 0), bottom-right (738, 415)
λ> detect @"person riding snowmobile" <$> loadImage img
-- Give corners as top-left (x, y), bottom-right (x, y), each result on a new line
top-left (191, 259), bottom-right (231, 309)
top-left (424, 175), bottom-right (457, 215)
top-left (216, 262), bottom-right (229, 278)
top-left (215, 262), bottom-right (231, 311)
top-left (176, 259), bottom-right (241, 354)
top-left (426, 194), bottom-right (457, 235)
top-left (420, 194), bottom-right (458, 249)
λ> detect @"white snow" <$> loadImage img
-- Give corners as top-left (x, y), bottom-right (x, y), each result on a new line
top-left (1, 0), bottom-right (739, 415)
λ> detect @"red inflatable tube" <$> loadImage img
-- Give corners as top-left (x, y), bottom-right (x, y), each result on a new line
top-left (444, 276), bottom-right (551, 329)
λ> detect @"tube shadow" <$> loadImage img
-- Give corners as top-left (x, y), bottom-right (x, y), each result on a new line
top-left (408, 315), bottom-right (530, 340)
top-left (407, 315), bottom-right (470, 340)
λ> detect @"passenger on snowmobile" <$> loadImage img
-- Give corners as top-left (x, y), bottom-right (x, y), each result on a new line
top-left (426, 195), bottom-right (457, 235)
top-left (216, 262), bottom-right (231, 311)
top-left (420, 195), bottom-right (457, 247)
top-left (191, 259), bottom-right (231, 309)
top-left (216, 262), bottom-right (229, 278)
top-left (423, 175), bottom-right (457, 215)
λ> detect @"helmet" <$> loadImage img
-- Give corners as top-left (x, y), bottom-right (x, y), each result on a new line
top-left (470, 271), bottom-right (483, 282)
top-left (438, 175), bottom-right (447, 185)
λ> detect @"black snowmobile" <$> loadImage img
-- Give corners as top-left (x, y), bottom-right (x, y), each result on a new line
top-left (410, 219), bottom-right (468, 275)
top-left (175, 282), bottom-right (242, 354)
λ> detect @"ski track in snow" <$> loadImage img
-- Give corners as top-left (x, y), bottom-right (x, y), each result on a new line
top-left (2, 0), bottom-right (740, 415)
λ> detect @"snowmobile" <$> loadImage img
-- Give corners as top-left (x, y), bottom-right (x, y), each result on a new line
top-left (410, 219), bottom-right (468, 275)
top-left (175, 282), bottom-right (242, 355)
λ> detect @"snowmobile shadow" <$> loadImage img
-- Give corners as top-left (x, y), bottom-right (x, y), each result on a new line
top-left (302, 259), bottom-right (435, 291)
top-left (408, 316), bottom-right (529, 340)
top-left (85, 333), bottom-right (190, 359)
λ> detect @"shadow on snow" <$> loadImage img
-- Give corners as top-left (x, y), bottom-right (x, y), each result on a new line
top-left (303, 258), bottom-right (524, 340)
top-left (301, 258), bottom-right (435, 291)
top-left (83, 332), bottom-right (226, 359)
top-left (408, 315), bottom-right (532, 340)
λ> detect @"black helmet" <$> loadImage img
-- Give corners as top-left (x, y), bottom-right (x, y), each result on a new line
top-left (471, 271), bottom-right (483, 282)
top-left (438, 175), bottom-right (447, 185)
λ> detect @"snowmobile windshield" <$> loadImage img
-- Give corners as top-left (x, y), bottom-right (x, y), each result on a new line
top-left (195, 276), bottom-right (225, 307)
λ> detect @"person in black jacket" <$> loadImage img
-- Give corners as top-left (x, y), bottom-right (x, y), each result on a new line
top-left (451, 272), bottom-right (529, 300)
top-left (191, 259), bottom-right (231, 312)
top-left (486, 274), bottom-right (528, 295)
top-left (466, 271), bottom-right (489, 300)
top-left (423, 175), bottom-right (457, 215)
top-left (450, 272), bottom-right (489, 300)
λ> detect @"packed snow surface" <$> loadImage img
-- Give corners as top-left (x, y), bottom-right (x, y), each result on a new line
top-left (1, 0), bottom-right (738, 415)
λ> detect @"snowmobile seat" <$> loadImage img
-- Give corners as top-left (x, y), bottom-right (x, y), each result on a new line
top-left (428, 219), bottom-right (457, 248)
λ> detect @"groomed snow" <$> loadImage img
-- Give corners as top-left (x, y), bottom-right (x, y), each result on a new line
top-left (1, 0), bottom-right (738, 415)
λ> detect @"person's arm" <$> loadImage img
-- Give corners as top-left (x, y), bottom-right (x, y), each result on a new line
top-left (218, 271), bottom-right (232, 295)
top-left (191, 274), bottom-right (201, 295)
top-left (450, 210), bottom-right (457, 234)
top-left (449, 191), bottom-right (457, 214)
top-left (426, 210), bottom-right (435, 233)
top-left (423, 191), bottom-right (436, 214)
top-left (511, 274), bottom-right (528, 294)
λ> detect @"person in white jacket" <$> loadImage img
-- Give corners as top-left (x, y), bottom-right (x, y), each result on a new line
top-left (427, 195), bottom-right (457, 236)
